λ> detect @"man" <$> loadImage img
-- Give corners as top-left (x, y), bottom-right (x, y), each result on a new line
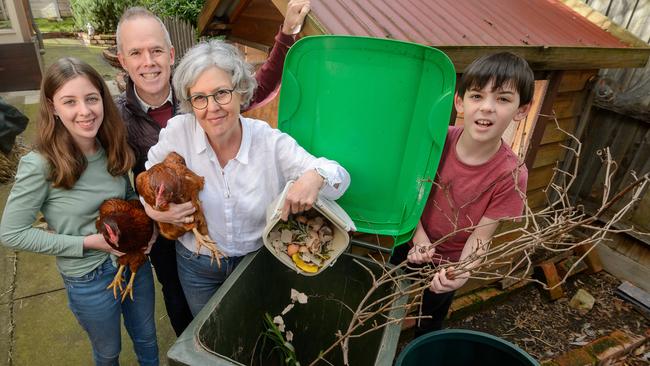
top-left (115, 1), bottom-right (311, 335)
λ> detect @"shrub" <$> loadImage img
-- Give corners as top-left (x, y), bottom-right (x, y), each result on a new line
top-left (70, 0), bottom-right (143, 33)
top-left (143, 0), bottom-right (205, 27)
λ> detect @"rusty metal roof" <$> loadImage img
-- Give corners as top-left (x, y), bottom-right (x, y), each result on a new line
top-left (310, 0), bottom-right (629, 48)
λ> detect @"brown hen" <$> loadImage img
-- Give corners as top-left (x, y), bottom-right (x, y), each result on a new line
top-left (96, 198), bottom-right (153, 302)
top-left (136, 152), bottom-right (224, 266)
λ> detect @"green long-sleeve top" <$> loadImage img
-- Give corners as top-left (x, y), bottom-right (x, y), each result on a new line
top-left (0, 148), bottom-right (137, 277)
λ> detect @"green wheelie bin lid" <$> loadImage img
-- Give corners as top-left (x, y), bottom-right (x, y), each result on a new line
top-left (278, 35), bottom-right (455, 245)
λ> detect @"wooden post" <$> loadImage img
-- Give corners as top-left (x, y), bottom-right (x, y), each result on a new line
top-left (539, 261), bottom-right (565, 300)
top-left (574, 243), bottom-right (604, 273)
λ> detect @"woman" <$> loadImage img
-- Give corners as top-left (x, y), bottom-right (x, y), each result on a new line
top-left (0, 58), bottom-right (158, 366)
top-left (143, 40), bottom-right (350, 316)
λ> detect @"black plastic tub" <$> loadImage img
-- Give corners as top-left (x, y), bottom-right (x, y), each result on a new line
top-left (168, 248), bottom-right (406, 365)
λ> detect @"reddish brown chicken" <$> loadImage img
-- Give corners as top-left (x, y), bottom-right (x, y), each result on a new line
top-left (96, 198), bottom-right (153, 302)
top-left (135, 152), bottom-right (224, 266)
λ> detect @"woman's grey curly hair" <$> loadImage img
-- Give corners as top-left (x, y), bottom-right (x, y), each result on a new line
top-left (172, 40), bottom-right (258, 113)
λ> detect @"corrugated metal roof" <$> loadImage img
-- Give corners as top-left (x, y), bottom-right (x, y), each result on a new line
top-left (311, 0), bottom-right (629, 48)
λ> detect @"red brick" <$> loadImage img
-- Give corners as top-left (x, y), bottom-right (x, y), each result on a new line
top-left (582, 336), bottom-right (624, 365)
top-left (609, 330), bottom-right (645, 351)
top-left (554, 348), bottom-right (597, 366)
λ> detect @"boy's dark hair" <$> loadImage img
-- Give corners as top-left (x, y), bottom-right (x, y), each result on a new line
top-left (457, 52), bottom-right (535, 106)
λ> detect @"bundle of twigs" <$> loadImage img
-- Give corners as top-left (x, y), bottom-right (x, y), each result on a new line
top-left (308, 117), bottom-right (650, 366)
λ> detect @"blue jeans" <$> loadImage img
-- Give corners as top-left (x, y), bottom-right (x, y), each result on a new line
top-left (175, 242), bottom-right (244, 316)
top-left (61, 258), bottom-right (159, 366)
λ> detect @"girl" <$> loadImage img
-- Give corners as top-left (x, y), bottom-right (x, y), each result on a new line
top-left (0, 58), bottom-right (158, 366)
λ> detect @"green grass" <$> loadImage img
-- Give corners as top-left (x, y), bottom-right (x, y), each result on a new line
top-left (0, 20), bottom-right (11, 30)
top-left (34, 17), bottom-right (78, 33)
top-left (43, 38), bottom-right (117, 79)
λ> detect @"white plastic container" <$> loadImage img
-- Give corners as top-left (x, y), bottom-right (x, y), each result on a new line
top-left (263, 181), bottom-right (356, 276)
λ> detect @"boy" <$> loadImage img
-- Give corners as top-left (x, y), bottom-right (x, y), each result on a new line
top-left (391, 52), bottom-right (533, 336)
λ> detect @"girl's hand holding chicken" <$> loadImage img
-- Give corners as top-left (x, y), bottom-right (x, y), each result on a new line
top-left (83, 233), bottom-right (126, 257)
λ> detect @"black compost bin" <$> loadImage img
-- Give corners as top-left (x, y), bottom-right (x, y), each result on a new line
top-left (396, 329), bottom-right (539, 366)
top-left (168, 249), bottom-right (406, 365)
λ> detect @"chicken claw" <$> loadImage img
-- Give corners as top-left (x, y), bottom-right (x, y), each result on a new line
top-left (121, 271), bottom-right (137, 302)
top-left (191, 228), bottom-right (226, 267)
top-left (106, 265), bottom-right (125, 299)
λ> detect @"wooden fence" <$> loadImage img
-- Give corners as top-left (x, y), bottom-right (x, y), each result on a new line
top-left (161, 17), bottom-right (196, 62)
top-left (582, 0), bottom-right (650, 118)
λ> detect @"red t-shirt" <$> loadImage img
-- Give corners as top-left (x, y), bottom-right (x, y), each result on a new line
top-left (421, 126), bottom-right (528, 262)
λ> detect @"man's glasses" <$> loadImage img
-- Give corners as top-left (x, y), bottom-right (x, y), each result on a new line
top-left (188, 89), bottom-right (234, 110)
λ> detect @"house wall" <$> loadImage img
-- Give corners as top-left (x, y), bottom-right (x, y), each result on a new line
top-left (29, 0), bottom-right (58, 18)
top-left (57, 0), bottom-right (70, 17)
top-left (0, 0), bottom-right (30, 43)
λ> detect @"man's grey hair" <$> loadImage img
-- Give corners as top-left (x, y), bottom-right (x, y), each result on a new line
top-left (173, 40), bottom-right (257, 113)
top-left (116, 7), bottom-right (172, 53)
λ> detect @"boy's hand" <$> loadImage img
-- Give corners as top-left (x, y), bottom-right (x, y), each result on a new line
top-left (407, 242), bottom-right (435, 264)
top-left (282, 0), bottom-right (310, 35)
top-left (430, 267), bottom-right (469, 293)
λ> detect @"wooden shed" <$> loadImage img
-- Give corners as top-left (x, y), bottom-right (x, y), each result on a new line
top-left (198, 0), bottom-right (650, 215)
top-left (0, 0), bottom-right (43, 91)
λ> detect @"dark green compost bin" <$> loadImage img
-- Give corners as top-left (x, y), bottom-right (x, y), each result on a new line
top-left (395, 329), bottom-right (539, 366)
top-left (167, 249), bottom-right (407, 365)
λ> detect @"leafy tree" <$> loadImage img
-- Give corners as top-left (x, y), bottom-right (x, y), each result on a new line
top-left (70, 0), bottom-right (144, 33)
top-left (143, 0), bottom-right (205, 27)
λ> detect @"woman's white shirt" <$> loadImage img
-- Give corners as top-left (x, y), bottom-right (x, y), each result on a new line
top-left (145, 114), bottom-right (350, 257)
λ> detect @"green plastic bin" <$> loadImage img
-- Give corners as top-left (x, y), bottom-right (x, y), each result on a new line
top-left (395, 329), bottom-right (539, 366)
top-left (278, 35), bottom-right (455, 244)
top-left (167, 249), bottom-right (407, 365)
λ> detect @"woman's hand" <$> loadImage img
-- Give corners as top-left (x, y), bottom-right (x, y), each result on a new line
top-left (83, 234), bottom-right (125, 257)
top-left (429, 267), bottom-right (469, 294)
top-left (282, 0), bottom-right (311, 35)
top-left (407, 242), bottom-right (436, 264)
top-left (281, 169), bottom-right (324, 221)
top-left (142, 200), bottom-right (196, 225)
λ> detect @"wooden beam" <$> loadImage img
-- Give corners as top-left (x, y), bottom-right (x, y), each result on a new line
top-left (269, 0), bottom-right (326, 36)
top-left (525, 71), bottom-right (564, 170)
top-left (198, 0), bottom-right (226, 36)
top-left (597, 244), bottom-right (650, 293)
top-left (574, 243), bottom-right (604, 274)
top-left (230, 0), bottom-right (252, 23)
top-left (437, 46), bottom-right (650, 71)
top-left (557, 70), bottom-right (598, 93)
top-left (559, 0), bottom-right (649, 48)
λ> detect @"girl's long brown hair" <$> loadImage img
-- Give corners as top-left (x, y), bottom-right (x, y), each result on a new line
top-left (37, 57), bottom-right (135, 189)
